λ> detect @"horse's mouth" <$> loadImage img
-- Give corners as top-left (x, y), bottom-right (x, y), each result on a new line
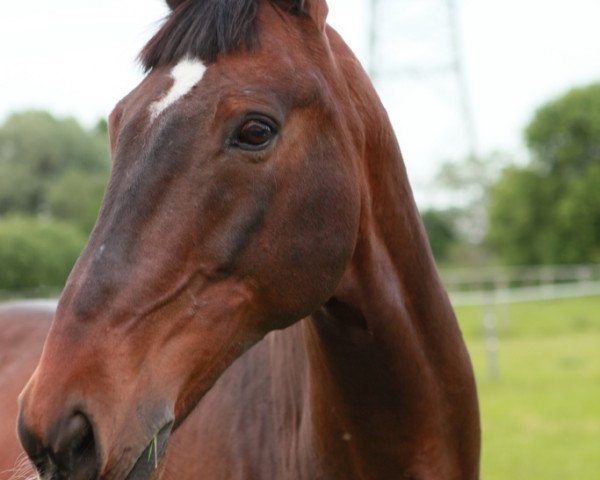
top-left (124, 423), bottom-right (172, 480)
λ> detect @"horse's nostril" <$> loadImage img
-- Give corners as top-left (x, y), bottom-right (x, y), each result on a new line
top-left (52, 412), bottom-right (94, 467)
top-left (50, 411), bottom-right (99, 478)
top-left (18, 410), bottom-right (100, 479)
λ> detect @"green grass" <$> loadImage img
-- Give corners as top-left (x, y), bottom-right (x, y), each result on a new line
top-left (455, 296), bottom-right (600, 480)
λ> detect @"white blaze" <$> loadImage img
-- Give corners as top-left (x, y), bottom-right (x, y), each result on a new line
top-left (150, 57), bottom-right (207, 120)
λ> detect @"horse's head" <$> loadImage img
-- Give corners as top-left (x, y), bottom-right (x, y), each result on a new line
top-left (18, 1), bottom-right (363, 478)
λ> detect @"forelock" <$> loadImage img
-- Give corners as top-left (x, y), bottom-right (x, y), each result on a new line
top-left (139, 0), bottom-right (305, 71)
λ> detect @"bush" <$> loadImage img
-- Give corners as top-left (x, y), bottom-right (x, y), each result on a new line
top-left (0, 216), bottom-right (86, 290)
top-left (48, 170), bottom-right (107, 235)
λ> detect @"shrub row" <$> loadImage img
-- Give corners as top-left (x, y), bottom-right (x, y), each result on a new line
top-left (0, 216), bottom-right (86, 290)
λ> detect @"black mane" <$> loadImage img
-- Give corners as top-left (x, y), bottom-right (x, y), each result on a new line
top-left (140, 0), bottom-right (305, 71)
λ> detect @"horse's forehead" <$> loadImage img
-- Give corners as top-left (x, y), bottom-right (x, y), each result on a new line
top-left (134, 54), bottom-right (288, 127)
top-left (148, 57), bottom-right (208, 121)
top-left (113, 47), bottom-right (320, 143)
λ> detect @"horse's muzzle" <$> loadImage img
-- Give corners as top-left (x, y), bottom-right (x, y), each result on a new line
top-left (18, 399), bottom-right (174, 480)
top-left (18, 409), bottom-right (99, 480)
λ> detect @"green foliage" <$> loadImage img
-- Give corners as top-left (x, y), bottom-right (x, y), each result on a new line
top-left (421, 208), bottom-right (458, 263)
top-left (0, 216), bottom-right (86, 290)
top-left (0, 110), bottom-right (110, 291)
top-left (48, 170), bottom-right (108, 234)
top-left (0, 110), bottom-right (110, 228)
top-left (488, 83), bottom-right (600, 264)
top-left (433, 152), bottom-right (511, 265)
top-left (555, 164), bottom-right (600, 263)
top-left (487, 167), bottom-right (553, 264)
top-left (526, 83), bottom-right (600, 178)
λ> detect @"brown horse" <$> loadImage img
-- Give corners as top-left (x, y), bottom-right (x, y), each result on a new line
top-left (14, 0), bottom-right (480, 478)
top-left (0, 302), bottom-right (54, 480)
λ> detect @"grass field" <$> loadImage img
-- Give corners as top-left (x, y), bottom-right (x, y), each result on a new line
top-left (455, 296), bottom-right (600, 480)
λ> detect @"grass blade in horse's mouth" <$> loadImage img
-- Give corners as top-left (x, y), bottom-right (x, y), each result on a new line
top-left (125, 423), bottom-right (172, 480)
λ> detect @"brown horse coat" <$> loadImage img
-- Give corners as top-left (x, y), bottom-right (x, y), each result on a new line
top-left (0, 303), bottom-right (53, 480)
top-left (11, 1), bottom-right (480, 479)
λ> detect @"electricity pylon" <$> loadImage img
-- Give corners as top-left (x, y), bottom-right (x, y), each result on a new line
top-left (368, 0), bottom-right (478, 161)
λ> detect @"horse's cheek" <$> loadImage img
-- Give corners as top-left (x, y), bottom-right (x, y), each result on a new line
top-left (249, 179), bottom-right (357, 323)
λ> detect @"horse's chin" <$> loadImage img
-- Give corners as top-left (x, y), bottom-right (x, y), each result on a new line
top-left (124, 422), bottom-right (172, 480)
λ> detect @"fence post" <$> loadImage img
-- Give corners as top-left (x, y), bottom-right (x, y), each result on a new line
top-left (482, 289), bottom-right (499, 380)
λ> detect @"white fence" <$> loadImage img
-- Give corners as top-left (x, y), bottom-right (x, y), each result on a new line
top-left (442, 264), bottom-right (600, 307)
top-left (441, 264), bottom-right (600, 379)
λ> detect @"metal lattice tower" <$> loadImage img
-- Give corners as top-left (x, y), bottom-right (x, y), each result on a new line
top-left (367, 0), bottom-right (478, 195)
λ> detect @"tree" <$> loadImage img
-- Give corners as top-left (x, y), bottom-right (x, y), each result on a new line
top-left (488, 83), bottom-right (600, 264)
top-left (0, 110), bottom-right (110, 292)
top-left (0, 216), bottom-right (86, 291)
top-left (554, 163), bottom-right (600, 263)
top-left (434, 151), bottom-right (510, 246)
top-left (526, 83), bottom-right (600, 179)
top-left (0, 110), bottom-right (110, 223)
top-left (420, 208), bottom-right (458, 264)
top-left (48, 170), bottom-right (108, 234)
top-left (425, 151), bottom-right (511, 267)
top-left (487, 167), bottom-right (553, 264)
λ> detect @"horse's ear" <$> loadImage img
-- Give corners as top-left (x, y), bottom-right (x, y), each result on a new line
top-left (165, 0), bottom-right (185, 10)
top-left (300, 0), bottom-right (329, 31)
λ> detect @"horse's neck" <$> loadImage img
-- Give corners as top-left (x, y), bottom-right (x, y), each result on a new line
top-left (300, 55), bottom-right (479, 478)
top-left (303, 196), bottom-right (458, 478)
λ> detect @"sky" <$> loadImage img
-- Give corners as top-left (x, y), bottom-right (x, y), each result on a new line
top-left (1, 0), bottom-right (599, 206)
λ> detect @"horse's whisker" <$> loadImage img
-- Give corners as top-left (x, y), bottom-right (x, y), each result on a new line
top-left (2, 452), bottom-right (38, 480)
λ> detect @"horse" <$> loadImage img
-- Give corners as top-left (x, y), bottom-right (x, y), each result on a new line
top-left (14, 0), bottom-right (480, 478)
top-left (0, 302), bottom-right (53, 480)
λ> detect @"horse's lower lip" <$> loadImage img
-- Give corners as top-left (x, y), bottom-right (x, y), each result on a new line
top-left (124, 422), bottom-right (172, 480)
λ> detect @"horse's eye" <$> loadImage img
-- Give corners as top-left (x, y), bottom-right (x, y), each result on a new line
top-left (234, 120), bottom-right (276, 149)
